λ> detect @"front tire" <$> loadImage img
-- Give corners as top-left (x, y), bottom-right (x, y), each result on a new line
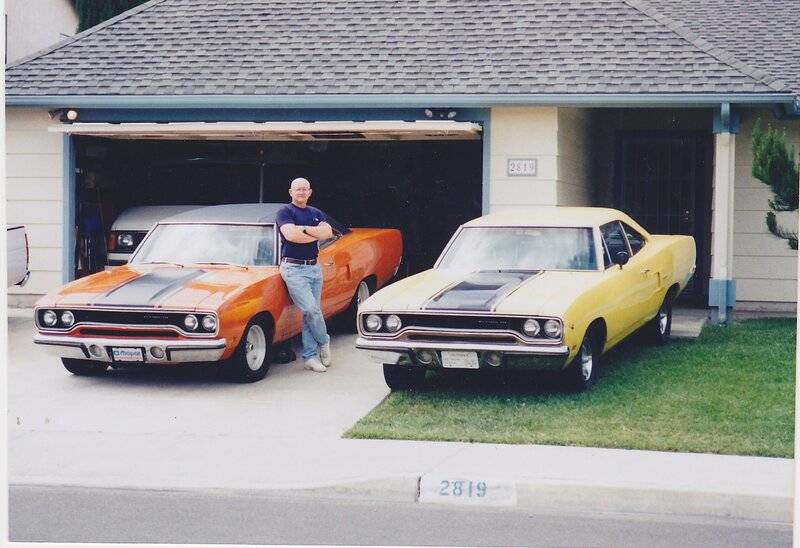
top-left (645, 292), bottom-right (674, 345)
top-left (223, 321), bottom-right (272, 383)
top-left (383, 364), bottom-right (426, 391)
top-left (562, 332), bottom-right (599, 392)
top-left (61, 358), bottom-right (107, 376)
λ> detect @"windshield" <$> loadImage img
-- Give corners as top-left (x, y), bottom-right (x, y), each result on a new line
top-left (132, 224), bottom-right (275, 266)
top-left (437, 226), bottom-right (598, 271)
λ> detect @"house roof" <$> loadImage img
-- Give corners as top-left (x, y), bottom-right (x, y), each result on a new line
top-left (644, 0), bottom-right (800, 98)
top-left (5, 0), bottom-right (797, 99)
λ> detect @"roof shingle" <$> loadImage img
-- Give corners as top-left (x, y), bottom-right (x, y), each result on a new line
top-left (5, 0), bottom-right (794, 97)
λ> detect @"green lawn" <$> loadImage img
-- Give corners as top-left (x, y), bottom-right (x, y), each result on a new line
top-left (345, 319), bottom-right (796, 457)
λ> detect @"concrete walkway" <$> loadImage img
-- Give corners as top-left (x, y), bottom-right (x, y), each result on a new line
top-left (672, 307), bottom-right (708, 339)
top-left (7, 309), bottom-right (793, 524)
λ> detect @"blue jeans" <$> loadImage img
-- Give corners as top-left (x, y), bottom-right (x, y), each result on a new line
top-left (280, 263), bottom-right (330, 360)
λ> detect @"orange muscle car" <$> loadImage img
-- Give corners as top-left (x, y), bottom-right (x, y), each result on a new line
top-left (34, 204), bottom-right (402, 382)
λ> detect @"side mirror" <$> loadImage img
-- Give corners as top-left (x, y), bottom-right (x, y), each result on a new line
top-left (614, 251), bottom-right (630, 268)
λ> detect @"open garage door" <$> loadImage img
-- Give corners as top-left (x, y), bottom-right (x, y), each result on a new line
top-left (55, 120), bottom-right (483, 278)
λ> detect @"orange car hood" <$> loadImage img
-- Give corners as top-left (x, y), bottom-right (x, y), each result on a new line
top-left (47, 264), bottom-right (280, 311)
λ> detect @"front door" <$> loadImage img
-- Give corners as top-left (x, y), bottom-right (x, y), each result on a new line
top-left (615, 131), bottom-right (711, 302)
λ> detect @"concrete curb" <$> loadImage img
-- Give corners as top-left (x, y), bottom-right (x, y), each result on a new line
top-left (12, 476), bottom-right (792, 524)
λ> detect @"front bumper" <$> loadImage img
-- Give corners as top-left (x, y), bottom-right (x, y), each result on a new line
top-left (355, 337), bottom-right (571, 371)
top-left (34, 333), bottom-right (227, 364)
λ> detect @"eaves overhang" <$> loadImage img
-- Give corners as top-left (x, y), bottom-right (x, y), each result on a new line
top-left (5, 93), bottom-right (798, 110)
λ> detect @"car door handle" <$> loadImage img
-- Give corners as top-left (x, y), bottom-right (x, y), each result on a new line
top-left (640, 268), bottom-right (651, 275)
top-left (323, 261), bottom-right (335, 267)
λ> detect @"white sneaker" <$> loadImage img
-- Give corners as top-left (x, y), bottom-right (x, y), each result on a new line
top-left (304, 357), bottom-right (326, 373)
top-left (319, 342), bottom-right (332, 367)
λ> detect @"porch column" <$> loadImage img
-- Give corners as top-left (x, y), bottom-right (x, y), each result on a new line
top-left (709, 104), bottom-right (739, 323)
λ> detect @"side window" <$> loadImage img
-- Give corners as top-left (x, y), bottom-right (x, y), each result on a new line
top-left (319, 230), bottom-right (342, 251)
top-left (600, 221), bottom-right (629, 268)
top-left (621, 222), bottom-right (645, 255)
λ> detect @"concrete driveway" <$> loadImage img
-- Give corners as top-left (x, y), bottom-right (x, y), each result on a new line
top-left (7, 311), bottom-right (793, 524)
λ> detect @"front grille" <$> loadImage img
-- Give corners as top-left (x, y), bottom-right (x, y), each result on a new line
top-left (361, 313), bottom-right (562, 343)
top-left (36, 308), bottom-right (216, 334)
top-left (79, 328), bottom-right (180, 338)
top-left (396, 314), bottom-right (524, 333)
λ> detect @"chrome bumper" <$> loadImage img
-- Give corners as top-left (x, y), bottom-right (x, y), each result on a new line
top-left (355, 337), bottom-right (571, 371)
top-left (34, 333), bottom-right (227, 364)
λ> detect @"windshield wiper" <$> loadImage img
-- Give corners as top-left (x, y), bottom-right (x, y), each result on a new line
top-left (193, 261), bottom-right (249, 269)
top-left (479, 268), bottom-right (540, 273)
top-left (144, 261), bottom-right (185, 267)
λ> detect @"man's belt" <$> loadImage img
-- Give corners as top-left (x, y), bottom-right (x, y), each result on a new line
top-left (281, 257), bottom-right (318, 265)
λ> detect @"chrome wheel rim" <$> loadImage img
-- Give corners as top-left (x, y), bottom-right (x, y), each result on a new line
top-left (245, 325), bottom-right (267, 371)
top-left (356, 281), bottom-right (370, 306)
top-left (580, 341), bottom-right (593, 381)
top-left (658, 307), bottom-right (668, 334)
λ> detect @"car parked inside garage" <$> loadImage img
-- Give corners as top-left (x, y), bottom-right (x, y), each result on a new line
top-left (34, 203), bottom-right (402, 382)
top-left (6, 225), bottom-right (30, 287)
top-left (356, 207), bottom-right (696, 392)
top-left (107, 205), bottom-right (200, 266)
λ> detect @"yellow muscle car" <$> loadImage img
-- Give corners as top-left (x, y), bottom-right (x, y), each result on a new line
top-left (356, 207), bottom-right (696, 391)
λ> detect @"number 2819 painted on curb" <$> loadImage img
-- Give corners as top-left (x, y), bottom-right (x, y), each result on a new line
top-left (439, 480), bottom-right (487, 497)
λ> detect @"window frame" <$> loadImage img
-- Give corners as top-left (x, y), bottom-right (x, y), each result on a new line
top-left (599, 220), bottom-right (632, 270)
top-left (620, 221), bottom-right (647, 256)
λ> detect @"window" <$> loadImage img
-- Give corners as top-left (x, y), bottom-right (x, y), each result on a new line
top-left (621, 222), bottom-right (645, 255)
top-left (600, 221), bottom-right (629, 268)
top-left (437, 226), bottom-right (598, 271)
top-left (319, 229), bottom-right (342, 251)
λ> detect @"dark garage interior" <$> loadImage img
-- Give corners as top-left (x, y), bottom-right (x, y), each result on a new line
top-left (72, 136), bottom-right (483, 279)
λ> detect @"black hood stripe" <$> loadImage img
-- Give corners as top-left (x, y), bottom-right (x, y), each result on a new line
top-left (423, 271), bottom-right (541, 312)
top-left (92, 269), bottom-right (208, 307)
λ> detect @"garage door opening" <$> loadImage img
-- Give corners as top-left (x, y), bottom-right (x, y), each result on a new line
top-left (70, 132), bottom-right (483, 279)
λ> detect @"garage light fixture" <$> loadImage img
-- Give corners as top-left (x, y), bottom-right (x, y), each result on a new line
top-left (423, 108), bottom-right (458, 120)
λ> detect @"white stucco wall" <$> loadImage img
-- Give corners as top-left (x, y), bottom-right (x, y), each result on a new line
top-left (488, 107), bottom-right (559, 211)
top-left (729, 109), bottom-right (799, 305)
top-left (6, 108), bottom-right (65, 304)
top-left (5, 0), bottom-right (78, 63)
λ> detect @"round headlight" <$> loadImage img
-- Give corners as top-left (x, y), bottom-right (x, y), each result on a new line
top-left (522, 318), bottom-right (540, 336)
top-left (184, 314), bottom-right (198, 331)
top-left (118, 233), bottom-right (135, 247)
top-left (43, 310), bottom-right (57, 326)
top-left (61, 310), bottom-right (75, 327)
top-left (544, 319), bottom-right (562, 339)
top-left (385, 314), bottom-right (402, 333)
top-left (364, 314), bottom-right (382, 332)
top-left (201, 314), bottom-right (217, 332)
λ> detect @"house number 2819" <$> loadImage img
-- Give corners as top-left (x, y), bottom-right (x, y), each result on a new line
top-left (439, 480), bottom-right (487, 497)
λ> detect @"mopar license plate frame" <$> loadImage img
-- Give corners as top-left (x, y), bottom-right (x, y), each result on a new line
top-left (111, 347), bottom-right (145, 362)
top-left (441, 350), bottom-right (480, 369)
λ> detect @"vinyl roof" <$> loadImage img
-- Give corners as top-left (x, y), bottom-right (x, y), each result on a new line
top-left (464, 207), bottom-right (632, 228)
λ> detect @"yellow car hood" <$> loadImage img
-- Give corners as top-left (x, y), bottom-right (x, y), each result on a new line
top-left (363, 268), bottom-right (604, 317)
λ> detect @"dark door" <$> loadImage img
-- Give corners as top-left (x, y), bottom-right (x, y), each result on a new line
top-left (615, 131), bottom-right (711, 302)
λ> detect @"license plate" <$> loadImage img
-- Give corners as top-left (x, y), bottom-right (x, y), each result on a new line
top-left (441, 351), bottom-right (479, 369)
top-left (111, 347), bottom-right (144, 362)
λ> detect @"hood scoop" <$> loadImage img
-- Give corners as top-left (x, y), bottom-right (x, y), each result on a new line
top-left (92, 269), bottom-right (207, 307)
top-left (424, 270), bottom-right (541, 312)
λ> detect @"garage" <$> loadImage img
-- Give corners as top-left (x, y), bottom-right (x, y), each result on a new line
top-left (55, 120), bottom-right (484, 279)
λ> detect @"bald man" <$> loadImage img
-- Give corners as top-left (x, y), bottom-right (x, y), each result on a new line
top-left (276, 177), bottom-right (334, 373)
